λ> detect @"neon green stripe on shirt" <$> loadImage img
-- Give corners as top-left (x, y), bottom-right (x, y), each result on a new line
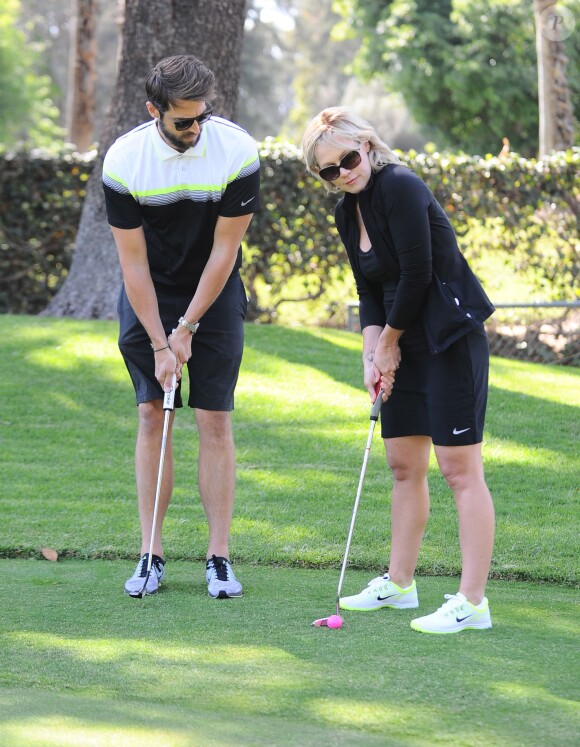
top-left (132, 182), bottom-right (227, 198)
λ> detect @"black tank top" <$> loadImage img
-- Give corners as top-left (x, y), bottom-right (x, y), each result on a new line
top-left (358, 246), bottom-right (428, 356)
top-left (358, 246), bottom-right (397, 302)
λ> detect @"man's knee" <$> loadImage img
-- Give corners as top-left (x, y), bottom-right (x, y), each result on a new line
top-left (138, 400), bottom-right (165, 434)
top-left (195, 409), bottom-right (233, 443)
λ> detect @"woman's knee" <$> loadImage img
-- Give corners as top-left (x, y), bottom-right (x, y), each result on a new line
top-left (386, 437), bottom-right (430, 482)
top-left (387, 452), bottom-right (429, 483)
top-left (439, 464), bottom-right (469, 493)
top-left (436, 445), bottom-right (484, 493)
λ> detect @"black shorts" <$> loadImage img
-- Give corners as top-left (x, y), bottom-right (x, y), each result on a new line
top-left (118, 273), bottom-right (248, 410)
top-left (380, 326), bottom-right (489, 446)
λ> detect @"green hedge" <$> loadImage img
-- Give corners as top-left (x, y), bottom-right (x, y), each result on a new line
top-left (0, 149), bottom-right (90, 314)
top-left (1, 140), bottom-right (578, 318)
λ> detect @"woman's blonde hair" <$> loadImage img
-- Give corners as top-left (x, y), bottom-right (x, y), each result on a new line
top-left (302, 106), bottom-right (402, 192)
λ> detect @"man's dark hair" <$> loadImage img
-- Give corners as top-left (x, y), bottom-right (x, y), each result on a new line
top-left (145, 55), bottom-right (216, 111)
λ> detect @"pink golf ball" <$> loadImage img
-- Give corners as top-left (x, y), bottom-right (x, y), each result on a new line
top-left (327, 614), bottom-right (343, 629)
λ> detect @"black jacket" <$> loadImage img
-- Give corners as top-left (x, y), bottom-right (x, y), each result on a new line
top-left (334, 164), bottom-right (495, 354)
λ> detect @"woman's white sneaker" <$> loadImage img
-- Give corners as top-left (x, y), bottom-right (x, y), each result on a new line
top-left (339, 574), bottom-right (418, 611)
top-left (411, 592), bottom-right (492, 634)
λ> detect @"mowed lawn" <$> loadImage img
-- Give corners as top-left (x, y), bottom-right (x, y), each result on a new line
top-left (0, 315), bottom-right (578, 747)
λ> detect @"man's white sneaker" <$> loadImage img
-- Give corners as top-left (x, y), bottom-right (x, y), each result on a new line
top-left (411, 592), bottom-right (492, 634)
top-left (339, 574), bottom-right (418, 611)
top-left (124, 553), bottom-right (165, 597)
top-left (206, 555), bottom-right (243, 599)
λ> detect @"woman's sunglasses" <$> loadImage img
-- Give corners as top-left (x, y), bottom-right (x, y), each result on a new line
top-left (154, 102), bottom-right (213, 131)
top-left (318, 149), bottom-right (362, 182)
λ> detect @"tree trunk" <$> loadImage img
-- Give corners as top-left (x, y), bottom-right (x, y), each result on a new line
top-left (534, 0), bottom-right (575, 156)
top-left (44, 0), bottom-right (247, 319)
top-left (66, 0), bottom-right (99, 152)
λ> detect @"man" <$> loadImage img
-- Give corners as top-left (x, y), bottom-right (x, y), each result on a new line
top-left (102, 55), bottom-right (260, 599)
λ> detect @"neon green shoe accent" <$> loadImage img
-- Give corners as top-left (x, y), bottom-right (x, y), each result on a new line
top-left (410, 593), bottom-right (492, 634)
top-left (340, 574), bottom-right (418, 611)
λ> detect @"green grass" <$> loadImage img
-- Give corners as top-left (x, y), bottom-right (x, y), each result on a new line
top-left (0, 563), bottom-right (578, 747)
top-left (0, 315), bottom-right (578, 746)
top-left (1, 316), bottom-right (578, 582)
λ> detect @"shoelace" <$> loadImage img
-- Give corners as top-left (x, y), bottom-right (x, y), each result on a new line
top-left (138, 554), bottom-right (149, 578)
top-left (367, 574), bottom-right (392, 590)
top-left (137, 554), bottom-right (163, 578)
top-left (439, 594), bottom-right (467, 617)
top-left (207, 554), bottom-right (229, 581)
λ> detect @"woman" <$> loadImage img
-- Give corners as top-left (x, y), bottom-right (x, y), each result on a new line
top-left (302, 107), bottom-right (496, 634)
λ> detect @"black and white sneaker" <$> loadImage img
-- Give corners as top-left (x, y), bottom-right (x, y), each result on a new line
top-left (124, 553), bottom-right (165, 597)
top-left (206, 555), bottom-right (243, 598)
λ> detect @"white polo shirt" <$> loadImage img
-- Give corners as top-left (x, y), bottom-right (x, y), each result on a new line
top-left (102, 116), bottom-right (260, 290)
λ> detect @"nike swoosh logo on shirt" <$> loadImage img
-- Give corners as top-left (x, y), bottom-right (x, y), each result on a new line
top-left (241, 197), bottom-right (255, 206)
top-left (453, 427), bottom-right (470, 435)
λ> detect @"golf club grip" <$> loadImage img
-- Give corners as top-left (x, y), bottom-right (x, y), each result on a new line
top-left (371, 383), bottom-right (383, 421)
top-left (163, 374), bottom-right (177, 411)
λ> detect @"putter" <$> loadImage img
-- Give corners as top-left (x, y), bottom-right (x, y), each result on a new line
top-left (312, 384), bottom-right (383, 627)
top-left (138, 373), bottom-right (177, 598)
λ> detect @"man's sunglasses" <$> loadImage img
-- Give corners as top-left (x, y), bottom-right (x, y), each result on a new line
top-left (318, 149), bottom-right (362, 182)
top-left (154, 103), bottom-right (212, 131)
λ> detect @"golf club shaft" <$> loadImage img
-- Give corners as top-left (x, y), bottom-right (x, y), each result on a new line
top-left (144, 374), bottom-right (177, 580)
top-left (335, 419), bottom-right (377, 613)
top-left (335, 388), bottom-right (383, 614)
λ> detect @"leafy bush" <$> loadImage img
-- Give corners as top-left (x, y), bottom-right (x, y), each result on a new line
top-left (407, 148), bottom-right (579, 301)
top-left (0, 141), bottom-right (577, 318)
top-left (0, 148), bottom-right (91, 314)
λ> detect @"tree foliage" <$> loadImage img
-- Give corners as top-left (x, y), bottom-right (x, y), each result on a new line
top-left (238, 1), bottom-right (294, 140)
top-left (333, 0), bottom-right (579, 156)
top-left (0, 0), bottom-right (63, 150)
top-left (238, 0), bottom-right (362, 143)
top-left (281, 0), bottom-right (360, 141)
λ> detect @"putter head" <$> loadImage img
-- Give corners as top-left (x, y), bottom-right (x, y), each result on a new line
top-left (136, 568), bottom-right (153, 599)
top-left (312, 614), bottom-right (344, 629)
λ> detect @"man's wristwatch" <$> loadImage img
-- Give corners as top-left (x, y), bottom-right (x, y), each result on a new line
top-left (178, 316), bottom-right (200, 335)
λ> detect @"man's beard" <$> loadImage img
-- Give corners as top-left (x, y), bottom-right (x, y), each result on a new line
top-left (157, 118), bottom-right (200, 152)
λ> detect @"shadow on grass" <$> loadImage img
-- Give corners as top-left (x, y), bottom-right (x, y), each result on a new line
top-left (243, 323), bottom-right (361, 391)
top-left (4, 316), bottom-right (578, 437)
top-left (0, 561), bottom-right (578, 747)
top-left (1, 317), bottom-right (578, 584)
